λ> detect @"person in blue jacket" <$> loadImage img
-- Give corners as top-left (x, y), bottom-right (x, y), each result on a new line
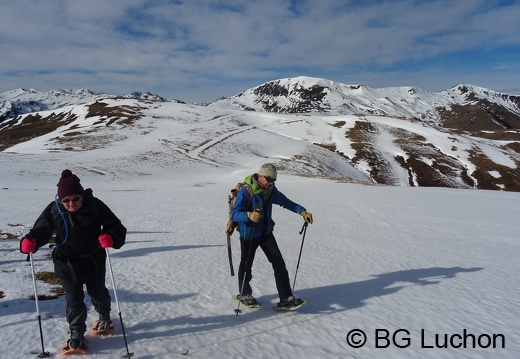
top-left (231, 163), bottom-right (313, 308)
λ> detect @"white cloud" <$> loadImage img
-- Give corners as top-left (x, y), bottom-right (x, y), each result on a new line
top-left (1, 0), bottom-right (520, 101)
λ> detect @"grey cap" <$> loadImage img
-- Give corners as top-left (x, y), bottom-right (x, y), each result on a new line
top-left (258, 163), bottom-right (277, 179)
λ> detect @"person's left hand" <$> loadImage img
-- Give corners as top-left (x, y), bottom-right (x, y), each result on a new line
top-left (98, 234), bottom-right (114, 248)
top-left (300, 211), bottom-right (313, 224)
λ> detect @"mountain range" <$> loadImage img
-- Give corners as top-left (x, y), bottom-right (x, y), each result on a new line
top-left (1, 76), bottom-right (519, 191)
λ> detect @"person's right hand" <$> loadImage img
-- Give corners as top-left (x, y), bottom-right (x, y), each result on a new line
top-left (20, 237), bottom-right (37, 254)
top-left (247, 210), bottom-right (262, 223)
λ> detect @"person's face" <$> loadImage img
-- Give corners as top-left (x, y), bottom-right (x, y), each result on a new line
top-left (258, 175), bottom-right (276, 188)
top-left (61, 195), bottom-right (83, 212)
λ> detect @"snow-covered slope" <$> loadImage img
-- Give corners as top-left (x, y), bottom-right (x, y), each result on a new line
top-left (0, 79), bottom-right (519, 357)
top-left (1, 77), bottom-right (519, 191)
top-left (1, 151), bottom-right (519, 358)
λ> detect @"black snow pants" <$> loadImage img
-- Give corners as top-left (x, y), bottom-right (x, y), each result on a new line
top-left (238, 232), bottom-right (292, 301)
top-left (54, 256), bottom-right (111, 335)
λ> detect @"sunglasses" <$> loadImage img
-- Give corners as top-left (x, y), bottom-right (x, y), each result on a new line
top-left (264, 176), bottom-right (276, 183)
top-left (62, 196), bottom-right (81, 204)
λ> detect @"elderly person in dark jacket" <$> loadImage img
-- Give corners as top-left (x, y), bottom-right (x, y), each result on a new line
top-left (20, 169), bottom-right (126, 352)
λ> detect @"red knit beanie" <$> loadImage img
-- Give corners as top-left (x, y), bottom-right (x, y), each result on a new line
top-left (57, 169), bottom-right (84, 199)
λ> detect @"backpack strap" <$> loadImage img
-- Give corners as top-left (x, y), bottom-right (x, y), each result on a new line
top-left (230, 182), bottom-right (253, 208)
top-left (241, 184), bottom-right (253, 209)
top-left (226, 183), bottom-right (253, 235)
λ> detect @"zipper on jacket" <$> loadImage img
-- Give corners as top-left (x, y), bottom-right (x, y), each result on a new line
top-left (67, 212), bottom-right (74, 227)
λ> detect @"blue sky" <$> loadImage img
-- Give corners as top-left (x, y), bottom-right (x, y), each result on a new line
top-left (1, 0), bottom-right (519, 102)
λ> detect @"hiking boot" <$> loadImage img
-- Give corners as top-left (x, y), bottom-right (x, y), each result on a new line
top-left (277, 296), bottom-right (304, 309)
top-left (93, 314), bottom-right (113, 332)
top-left (236, 294), bottom-right (260, 307)
top-left (68, 328), bottom-right (86, 350)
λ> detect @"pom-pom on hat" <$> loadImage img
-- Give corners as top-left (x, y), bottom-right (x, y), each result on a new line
top-left (258, 163), bottom-right (277, 180)
top-left (57, 169), bottom-right (84, 199)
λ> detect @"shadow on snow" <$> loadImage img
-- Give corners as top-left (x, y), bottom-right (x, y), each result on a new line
top-left (294, 266), bottom-right (483, 313)
top-left (112, 244), bottom-right (224, 258)
top-left (129, 266), bottom-right (483, 357)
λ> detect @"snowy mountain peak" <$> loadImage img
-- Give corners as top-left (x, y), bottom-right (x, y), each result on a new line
top-left (0, 88), bottom-right (185, 122)
top-left (210, 77), bottom-right (520, 125)
top-left (0, 88), bottom-right (109, 122)
top-left (125, 91), bottom-right (169, 102)
top-left (441, 84), bottom-right (520, 111)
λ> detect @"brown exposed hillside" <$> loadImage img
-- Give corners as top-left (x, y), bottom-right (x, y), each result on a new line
top-left (0, 112), bottom-right (78, 151)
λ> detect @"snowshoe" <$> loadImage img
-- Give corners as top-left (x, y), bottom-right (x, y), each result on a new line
top-left (61, 336), bottom-right (88, 355)
top-left (232, 294), bottom-right (262, 308)
top-left (273, 296), bottom-right (308, 311)
top-left (91, 318), bottom-right (115, 335)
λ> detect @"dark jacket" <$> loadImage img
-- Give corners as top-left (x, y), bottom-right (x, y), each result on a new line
top-left (231, 174), bottom-right (305, 240)
top-left (26, 192), bottom-right (126, 270)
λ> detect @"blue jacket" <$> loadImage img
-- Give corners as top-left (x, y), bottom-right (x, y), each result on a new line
top-left (231, 174), bottom-right (306, 240)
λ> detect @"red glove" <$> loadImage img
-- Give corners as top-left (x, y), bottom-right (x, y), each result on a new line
top-left (20, 237), bottom-right (37, 254)
top-left (98, 234), bottom-right (114, 248)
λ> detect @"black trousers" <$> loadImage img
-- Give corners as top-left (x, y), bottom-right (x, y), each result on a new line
top-left (238, 233), bottom-right (292, 300)
top-left (54, 258), bottom-right (111, 334)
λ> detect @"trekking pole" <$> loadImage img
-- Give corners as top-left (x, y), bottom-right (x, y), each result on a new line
top-left (292, 221), bottom-right (308, 292)
top-left (105, 248), bottom-right (134, 358)
top-left (234, 230), bottom-right (254, 316)
top-left (227, 195), bottom-right (235, 276)
top-left (28, 253), bottom-right (50, 358)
